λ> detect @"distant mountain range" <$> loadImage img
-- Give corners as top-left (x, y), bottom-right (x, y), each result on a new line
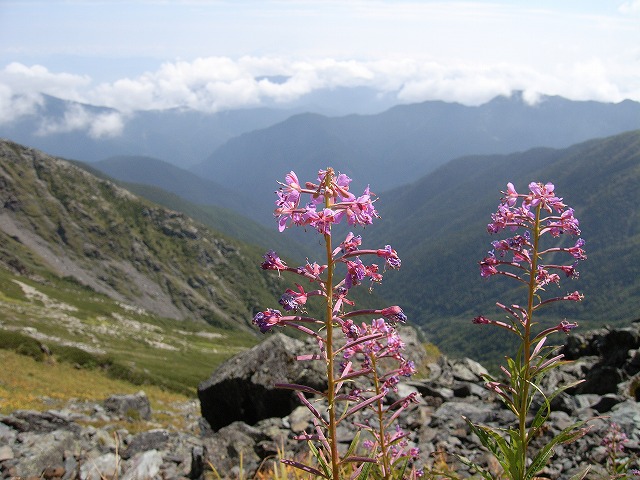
top-left (71, 92), bottom-right (640, 228)
top-left (0, 95), bottom-right (300, 167)
top-left (192, 93), bottom-right (640, 196)
top-left (0, 86), bottom-right (401, 169)
top-left (1, 91), bottom-right (638, 366)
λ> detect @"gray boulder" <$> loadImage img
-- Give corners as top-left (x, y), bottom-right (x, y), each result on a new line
top-left (104, 391), bottom-right (152, 421)
top-left (121, 429), bottom-right (170, 460)
top-left (198, 333), bottom-right (326, 431)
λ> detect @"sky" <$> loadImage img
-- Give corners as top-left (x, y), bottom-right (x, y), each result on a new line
top-left (0, 0), bottom-right (639, 136)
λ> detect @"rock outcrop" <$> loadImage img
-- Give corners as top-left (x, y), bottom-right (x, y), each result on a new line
top-left (3, 322), bottom-right (640, 479)
top-left (197, 333), bottom-right (327, 430)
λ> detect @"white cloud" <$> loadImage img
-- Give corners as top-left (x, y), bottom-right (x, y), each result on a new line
top-left (37, 104), bottom-right (124, 139)
top-left (86, 111), bottom-right (125, 139)
top-left (0, 84), bottom-right (43, 124)
top-left (81, 55), bottom-right (640, 115)
top-left (1, 63), bottom-right (90, 101)
top-left (0, 63), bottom-right (92, 124)
top-left (619, 0), bottom-right (640, 14)
top-left (1, 51), bottom-right (640, 136)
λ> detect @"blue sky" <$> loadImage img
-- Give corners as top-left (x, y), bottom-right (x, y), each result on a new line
top-left (1, 0), bottom-right (639, 132)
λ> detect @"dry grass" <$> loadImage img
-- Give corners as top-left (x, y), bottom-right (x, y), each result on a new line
top-left (0, 349), bottom-right (189, 416)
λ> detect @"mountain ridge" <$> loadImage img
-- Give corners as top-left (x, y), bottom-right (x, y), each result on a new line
top-left (368, 129), bottom-right (640, 363)
top-left (0, 94), bottom-right (301, 167)
top-left (191, 93), bottom-right (640, 224)
top-left (0, 139), bottom-right (285, 331)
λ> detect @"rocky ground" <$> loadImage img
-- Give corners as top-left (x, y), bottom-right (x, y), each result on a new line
top-left (2, 322), bottom-right (640, 479)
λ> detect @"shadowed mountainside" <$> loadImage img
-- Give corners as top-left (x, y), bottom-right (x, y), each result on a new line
top-left (192, 93), bottom-right (640, 224)
top-left (369, 130), bottom-right (640, 364)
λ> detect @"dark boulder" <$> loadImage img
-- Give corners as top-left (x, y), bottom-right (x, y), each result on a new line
top-left (597, 328), bottom-right (639, 367)
top-left (198, 333), bottom-right (326, 431)
top-left (121, 429), bottom-right (170, 459)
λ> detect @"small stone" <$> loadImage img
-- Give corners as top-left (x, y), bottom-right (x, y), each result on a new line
top-left (0, 445), bottom-right (14, 461)
top-left (104, 391), bottom-right (151, 421)
top-left (42, 466), bottom-right (65, 479)
top-left (287, 406), bottom-right (311, 433)
top-left (79, 453), bottom-right (121, 480)
top-left (121, 450), bottom-right (163, 480)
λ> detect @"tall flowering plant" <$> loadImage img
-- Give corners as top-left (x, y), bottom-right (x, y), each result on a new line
top-left (253, 169), bottom-right (421, 479)
top-left (469, 182), bottom-right (588, 479)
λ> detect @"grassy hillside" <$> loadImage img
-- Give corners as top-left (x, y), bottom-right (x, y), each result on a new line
top-left (369, 130), bottom-right (640, 365)
top-left (0, 266), bottom-right (256, 395)
top-left (0, 348), bottom-right (189, 417)
top-left (92, 155), bottom-right (265, 223)
top-left (0, 139), bottom-right (289, 330)
top-left (0, 139), bottom-right (304, 395)
top-left (75, 160), bottom-right (315, 262)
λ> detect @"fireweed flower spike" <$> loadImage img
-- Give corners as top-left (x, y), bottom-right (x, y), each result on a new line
top-left (254, 168), bottom-right (420, 479)
top-left (467, 182), bottom-right (588, 480)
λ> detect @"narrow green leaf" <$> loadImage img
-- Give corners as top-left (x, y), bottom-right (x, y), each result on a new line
top-left (525, 419), bottom-right (588, 480)
top-left (568, 465), bottom-right (591, 480)
top-left (308, 440), bottom-right (332, 478)
top-left (356, 461), bottom-right (374, 480)
top-left (456, 455), bottom-right (494, 480)
top-left (528, 379), bottom-right (585, 439)
top-left (464, 417), bottom-right (515, 474)
top-left (343, 430), bottom-right (361, 462)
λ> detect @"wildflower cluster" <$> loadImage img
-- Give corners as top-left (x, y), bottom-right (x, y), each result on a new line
top-left (468, 182), bottom-right (588, 480)
top-left (601, 423), bottom-right (640, 478)
top-left (254, 168), bottom-right (420, 479)
top-left (274, 170), bottom-right (378, 233)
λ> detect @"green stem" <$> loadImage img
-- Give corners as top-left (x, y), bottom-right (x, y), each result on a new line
top-left (322, 170), bottom-right (340, 480)
top-left (325, 231), bottom-right (340, 479)
top-left (518, 204), bottom-right (541, 478)
top-left (371, 354), bottom-right (391, 479)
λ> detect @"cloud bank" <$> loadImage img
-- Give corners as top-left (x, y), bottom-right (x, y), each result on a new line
top-left (1, 54), bottom-right (639, 137)
top-left (1, 1), bottom-right (639, 138)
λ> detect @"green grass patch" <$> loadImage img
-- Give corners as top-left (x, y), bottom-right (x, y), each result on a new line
top-left (0, 269), bottom-right (258, 397)
top-left (0, 349), bottom-right (190, 420)
top-left (0, 329), bottom-right (44, 361)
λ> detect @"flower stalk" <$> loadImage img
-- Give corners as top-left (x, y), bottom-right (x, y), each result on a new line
top-left (469, 182), bottom-right (588, 480)
top-left (321, 169), bottom-right (341, 480)
top-left (254, 168), bottom-right (420, 478)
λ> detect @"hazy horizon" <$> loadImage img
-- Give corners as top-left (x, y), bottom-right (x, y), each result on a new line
top-left (1, 0), bottom-right (639, 137)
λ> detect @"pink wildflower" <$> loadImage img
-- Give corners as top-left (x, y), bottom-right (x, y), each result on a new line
top-left (504, 182), bottom-right (519, 207)
top-left (279, 284), bottom-right (308, 311)
top-left (526, 182), bottom-right (565, 212)
top-left (377, 245), bottom-right (401, 269)
top-left (276, 171), bottom-right (302, 205)
top-left (564, 291), bottom-right (584, 302)
top-left (380, 305), bottom-right (407, 323)
top-left (473, 315), bottom-right (491, 324)
top-left (252, 308), bottom-right (283, 333)
top-left (338, 186), bottom-right (379, 226)
top-left (536, 266), bottom-right (560, 288)
top-left (297, 260), bottom-right (326, 280)
top-left (568, 238), bottom-right (587, 260)
top-left (557, 320), bottom-right (579, 333)
top-left (480, 252), bottom-right (499, 277)
top-left (261, 250), bottom-right (287, 272)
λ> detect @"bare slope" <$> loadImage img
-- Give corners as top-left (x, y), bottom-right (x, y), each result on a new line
top-left (0, 139), bottom-right (284, 331)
